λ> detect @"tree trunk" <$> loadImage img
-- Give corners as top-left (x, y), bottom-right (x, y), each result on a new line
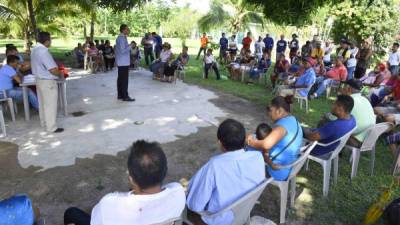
top-left (90, 14), bottom-right (95, 41)
top-left (83, 21), bottom-right (87, 38)
top-left (24, 30), bottom-right (30, 52)
top-left (27, 0), bottom-right (38, 41)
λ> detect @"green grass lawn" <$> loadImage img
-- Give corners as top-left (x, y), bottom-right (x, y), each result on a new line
top-left (1, 38), bottom-right (399, 224)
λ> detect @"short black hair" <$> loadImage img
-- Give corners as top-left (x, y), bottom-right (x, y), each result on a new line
top-left (256, 123), bottom-right (272, 140)
top-left (5, 46), bottom-right (17, 55)
top-left (7, 55), bottom-right (19, 64)
top-left (120, 24), bottom-right (128, 33)
top-left (151, 32), bottom-right (157, 35)
top-left (127, 140), bottom-right (167, 189)
top-left (217, 119), bottom-right (246, 151)
top-left (394, 43), bottom-right (399, 48)
top-left (336, 95), bottom-right (354, 113)
top-left (38, 32), bottom-right (51, 44)
top-left (5, 44), bottom-right (14, 49)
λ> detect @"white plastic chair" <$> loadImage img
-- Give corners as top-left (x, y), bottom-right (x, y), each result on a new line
top-left (344, 122), bottom-right (393, 179)
top-left (306, 126), bottom-right (357, 196)
top-left (392, 147), bottom-right (400, 176)
top-left (185, 178), bottom-right (273, 225)
top-left (0, 90), bottom-right (16, 121)
top-left (151, 217), bottom-right (182, 225)
top-left (270, 141), bottom-right (317, 224)
top-left (294, 88), bottom-right (310, 113)
top-left (0, 106), bottom-right (6, 137)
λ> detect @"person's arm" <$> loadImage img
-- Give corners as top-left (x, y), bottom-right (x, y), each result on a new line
top-left (186, 162), bottom-right (215, 213)
top-left (117, 36), bottom-right (131, 54)
top-left (12, 74), bottom-right (21, 84)
top-left (304, 128), bottom-right (321, 141)
top-left (43, 50), bottom-right (62, 78)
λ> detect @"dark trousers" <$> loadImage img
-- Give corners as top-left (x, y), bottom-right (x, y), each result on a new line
top-left (155, 47), bottom-right (161, 59)
top-left (204, 63), bottom-right (221, 80)
top-left (104, 57), bottom-right (115, 70)
top-left (144, 48), bottom-right (154, 66)
top-left (117, 66), bottom-right (129, 99)
top-left (64, 207), bottom-right (90, 225)
top-left (196, 47), bottom-right (207, 59)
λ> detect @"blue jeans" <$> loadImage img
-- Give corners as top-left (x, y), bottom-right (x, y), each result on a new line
top-left (315, 77), bottom-right (338, 97)
top-left (0, 87), bottom-right (39, 110)
top-left (390, 65), bottom-right (399, 76)
top-left (347, 66), bottom-right (355, 80)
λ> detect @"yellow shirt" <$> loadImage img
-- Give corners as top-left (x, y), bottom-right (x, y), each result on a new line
top-left (311, 48), bottom-right (324, 59)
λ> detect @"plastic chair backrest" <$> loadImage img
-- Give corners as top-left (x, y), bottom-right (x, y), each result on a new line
top-left (150, 217), bottom-right (181, 225)
top-left (200, 178), bottom-right (273, 225)
top-left (359, 122), bottom-right (393, 152)
top-left (286, 141), bottom-right (318, 180)
top-left (323, 126), bottom-right (357, 160)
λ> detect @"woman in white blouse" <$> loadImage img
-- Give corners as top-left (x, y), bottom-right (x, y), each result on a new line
top-left (150, 42), bottom-right (174, 80)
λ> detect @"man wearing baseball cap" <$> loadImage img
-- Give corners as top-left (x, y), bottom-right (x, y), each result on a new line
top-left (276, 57), bottom-right (316, 98)
top-left (341, 79), bottom-right (376, 147)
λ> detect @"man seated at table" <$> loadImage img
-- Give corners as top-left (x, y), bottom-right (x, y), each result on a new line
top-left (0, 55), bottom-right (38, 110)
top-left (304, 95), bottom-right (356, 156)
top-left (64, 140), bottom-right (186, 225)
top-left (186, 119), bottom-right (265, 225)
top-left (310, 56), bottom-right (348, 99)
top-left (3, 46), bottom-right (31, 75)
top-left (275, 57), bottom-right (316, 98)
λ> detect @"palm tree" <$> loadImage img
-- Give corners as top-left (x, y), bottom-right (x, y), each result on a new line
top-left (198, 0), bottom-right (264, 33)
top-left (0, 0), bottom-right (93, 50)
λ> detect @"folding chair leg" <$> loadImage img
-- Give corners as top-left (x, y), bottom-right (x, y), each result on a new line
top-left (350, 149), bottom-right (360, 179)
top-left (305, 99), bottom-right (309, 113)
top-left (305, 159), bottom-right (309, 171)
top-left (392, 148), bottom-right (400, 176)
top-left (333, 156), bottom-right (339, 185)
top-left (322, 161), bottom-right (332, 197)
top-left (371, 146), bottom-right (376, 176)
top-left (278, 182), bottom-right (289, 224)
top-left (289, 178), bottom-right (296, 208)
top-left (7, 99), bottom-right (15, 121)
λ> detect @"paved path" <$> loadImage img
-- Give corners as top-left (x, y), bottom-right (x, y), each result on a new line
top-left (3, 69), bottom-right (227, 170)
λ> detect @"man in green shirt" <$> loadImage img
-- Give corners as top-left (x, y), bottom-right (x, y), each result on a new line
top-left (342, 79), bottom-right (376, 146)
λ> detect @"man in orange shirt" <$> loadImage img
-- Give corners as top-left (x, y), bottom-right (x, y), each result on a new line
top-left (311, 56), bottom-right (348, 98)
top-left (196, 33), bottom-right (208, 60)
top-left (242, 32), bottom-right (252, 51)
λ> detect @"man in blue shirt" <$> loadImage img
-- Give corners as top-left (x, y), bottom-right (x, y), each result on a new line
top-left (263, 33), bottom-right (274, 55)
top-left (186, 119), bottom-right (265, 225)
top-left (219, 33), bottom-right (228, 63)
top-left (304, 95), bottom-right (356, 156)
top-left (277, 57), bottom-right (316, 98)
top-left (0, 55), bottom-right (38, 110)
top-left (115, 24), bottom-right (134, 102)
top-left (152, 32), bottom-right (163, 58)
top-left (276, 34), bottom-right (287, 62)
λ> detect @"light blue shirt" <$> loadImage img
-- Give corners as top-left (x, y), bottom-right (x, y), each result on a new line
top-left (115, 33), bottom-right (131, 66)
top-left (268, 116), bottom-right (303, 181)
top-left (295, 67), bottom-right (316, 97)
top-left (186, 149), bottom-right (265, 225)
top-left (0, 64), bottom-right (17, 91)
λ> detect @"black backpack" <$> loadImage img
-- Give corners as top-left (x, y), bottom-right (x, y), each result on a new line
top-left (383, 198), bottom-right (400, 225)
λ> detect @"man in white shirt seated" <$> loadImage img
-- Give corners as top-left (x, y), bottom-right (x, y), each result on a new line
top-left (186, 119), bottom-right (266, 225)
top-left (63, 140), bottom-right (186, 225)
top-left (203, 49), bottom-right (221, 80)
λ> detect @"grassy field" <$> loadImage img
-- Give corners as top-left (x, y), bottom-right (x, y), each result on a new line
top-left (1, 38), bottom-right (399, 224)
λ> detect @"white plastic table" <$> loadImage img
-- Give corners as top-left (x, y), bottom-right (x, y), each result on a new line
top-left (20, 79), bottom-right (67, 121)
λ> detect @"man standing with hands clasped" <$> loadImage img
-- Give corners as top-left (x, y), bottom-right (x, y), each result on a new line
top-left (31, 32), bottom-right (64, 133)
top-left (115, 24), bottom-right (135, 102)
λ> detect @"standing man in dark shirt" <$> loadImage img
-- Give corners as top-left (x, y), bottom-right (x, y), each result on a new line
top-left (276, 34), bottom-right (287, 62)
top-left (141, 32), bottom-right (154, 66)
top-left (263, 34), bottom-right (274, 55)
top-left (289, 34), bottom-right (299, 63)
top-left (219, 33), bottom-right (229, 63)
top-left (152, 32), bottom-right (163, 59)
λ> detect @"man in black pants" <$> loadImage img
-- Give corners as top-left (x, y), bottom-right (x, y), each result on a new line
top-left (115, 24), bottom-right (134, 102)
